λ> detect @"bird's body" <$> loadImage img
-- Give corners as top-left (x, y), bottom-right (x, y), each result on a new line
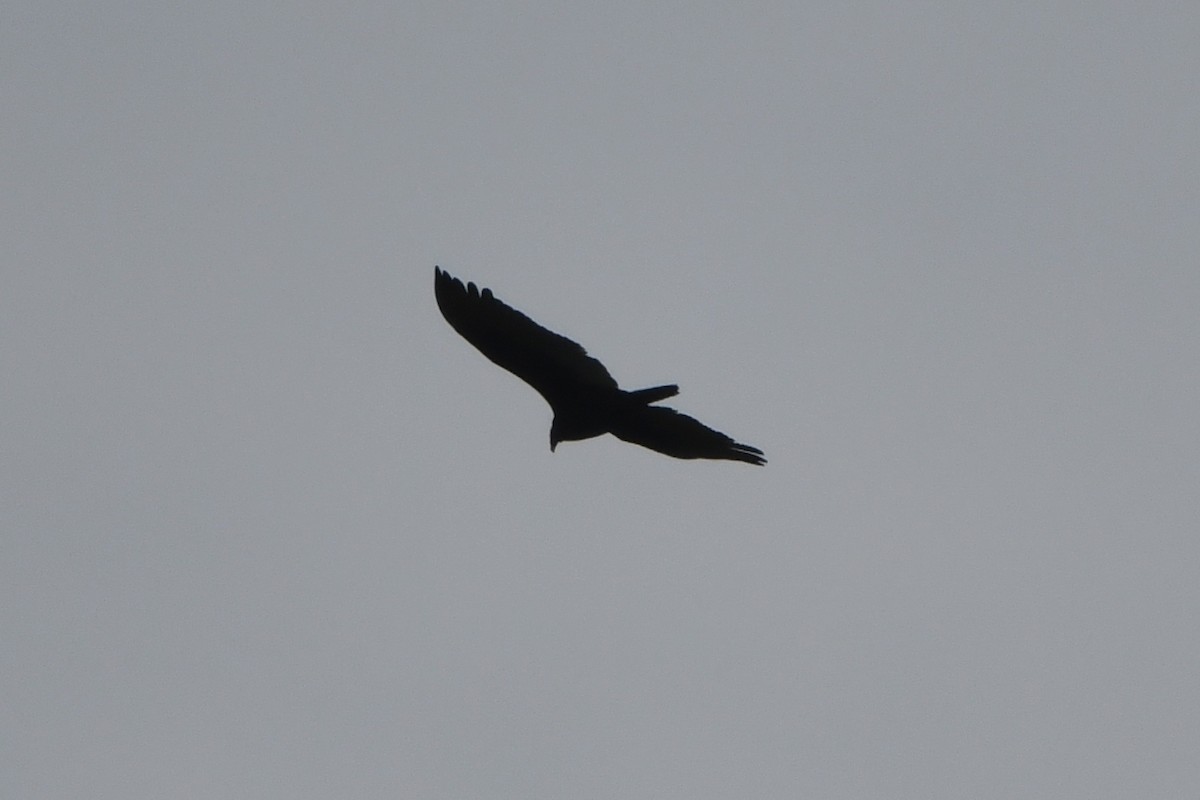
top-left (434, 267), bottom-right (765, 465)
top-left (549, 382), bottom-right (678, 448)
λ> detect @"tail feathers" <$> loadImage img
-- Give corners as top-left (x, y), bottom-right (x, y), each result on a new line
top-left (628, 384), bottom-right (679, 404)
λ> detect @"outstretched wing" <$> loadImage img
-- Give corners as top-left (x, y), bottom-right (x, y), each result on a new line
top-left (610, 404), bottom-right (766, 465)
top-left (434, 267), bottom-right (618, 407)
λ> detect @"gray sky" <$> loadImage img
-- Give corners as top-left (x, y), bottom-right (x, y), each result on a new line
top-left (4, 3), bottom-right (1199, 798)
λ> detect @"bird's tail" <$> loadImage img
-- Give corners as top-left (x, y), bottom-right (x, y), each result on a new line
top-left (628, 384), bottom-right (679, 404)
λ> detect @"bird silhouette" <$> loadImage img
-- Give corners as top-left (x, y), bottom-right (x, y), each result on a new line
top-left (434, 267), bottom-right (765, 465)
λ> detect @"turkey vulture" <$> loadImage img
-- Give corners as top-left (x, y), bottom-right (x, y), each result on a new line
top-left (434, 267), bottom-right (765, 465)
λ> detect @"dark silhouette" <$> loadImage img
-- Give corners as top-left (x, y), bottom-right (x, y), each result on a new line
top-left (434, 267), bottom-right (766, 465)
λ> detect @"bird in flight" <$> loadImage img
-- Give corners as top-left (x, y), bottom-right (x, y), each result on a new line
top-left (434, 267), bottom-right (765, 465)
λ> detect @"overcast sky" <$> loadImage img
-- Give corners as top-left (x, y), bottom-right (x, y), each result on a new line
top-left (4, 3), bottom-right (1199, 798)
